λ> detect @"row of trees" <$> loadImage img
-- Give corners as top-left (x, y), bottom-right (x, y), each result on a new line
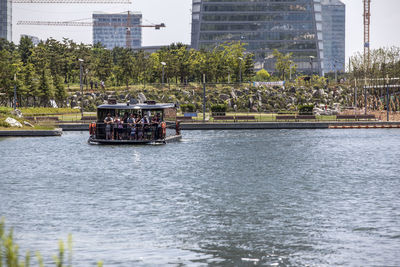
top-left (0, 37), bottom-right (254, 106)
top-left (349, 46), bottom-right (400, 83)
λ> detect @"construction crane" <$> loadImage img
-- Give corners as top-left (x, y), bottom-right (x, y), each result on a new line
top-left (17, 11), bottom-right (166, 49)
top-left (12, 0), bottom-right (131, 3)
top-left (363, 0), bottom-right (371, 70)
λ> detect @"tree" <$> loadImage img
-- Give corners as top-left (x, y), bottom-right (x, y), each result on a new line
top-left (18, 36), bottom-right (34, 65)
top-left (243, 53), bottom-right (255, 81)
top-left (273, 49), bottom-right (295, 80)
top-left (53, 75), bottom-right (66, 106)
top-left (0, 38), bottom-right (16, 52)
top-left (350, 46), bottom-right (400, 81)
top-left (38, 68), bottom-right (54, 106)
top-left (94, 49), bottom-right (112, 84)
top-left (20, 63), bottom-right (39, 106)
top-left (220, 41), bottom-right (247, 82)
top-left (0, 50), bottom-right (22, 104)
top-left (114, 48), bottom-right (135, 89)
top-left (254, 69), bottom-right (270, 81)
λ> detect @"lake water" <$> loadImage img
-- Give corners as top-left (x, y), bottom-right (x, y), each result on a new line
top-left (1, 130), bottom-right (400, 266)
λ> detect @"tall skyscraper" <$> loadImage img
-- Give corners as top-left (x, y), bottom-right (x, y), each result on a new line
top-left (191, 0), bottom-right (324, 75)
top-left (0, 0), bottom-right (12, 41)
top-left (93, 11), bottom-right (142, 49)
top-left (321, 0), bottom-right (345, 73)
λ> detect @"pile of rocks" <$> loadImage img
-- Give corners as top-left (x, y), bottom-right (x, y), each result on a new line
top-left (65, 84), bottom-right (353, 113)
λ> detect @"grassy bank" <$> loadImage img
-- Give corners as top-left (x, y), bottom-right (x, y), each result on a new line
top-left (0, 108), bottom-right (67, 130)
top-left (0, 107), bottom-right (80, 116)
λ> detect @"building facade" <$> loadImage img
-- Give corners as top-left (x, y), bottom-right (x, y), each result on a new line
top-left (93, 11), bottom-right (142, 49)
top-left (0, 0), bottom-right (12, 41)
top-left (191, 0), bottom-right (324, 75)
top-left (321, 0), bottom-right (345, 73)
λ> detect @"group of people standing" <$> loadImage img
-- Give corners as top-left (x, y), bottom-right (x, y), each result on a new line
top-left (103, 112), bottom-right (164, 141)
top-left (89, 80), bottom-right (105, 91)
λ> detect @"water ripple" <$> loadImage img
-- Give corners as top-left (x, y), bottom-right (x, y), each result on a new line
top-left (1, 130), bottom-right (400, 266)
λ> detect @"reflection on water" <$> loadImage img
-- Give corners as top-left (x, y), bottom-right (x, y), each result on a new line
top-left (1, 130), bottom-right (400, 266)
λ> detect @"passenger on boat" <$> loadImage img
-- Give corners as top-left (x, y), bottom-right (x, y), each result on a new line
top-left (114, 115), bottom-right (123, 140)
top-left (152, 113), bottom-right (161, 139)
top-left (122, 112), bottom-right (129, 139)
top-left (104, 113), bottom-right (113, 140)
top-left (127, 114), bottom-right (137, 140)
top-left (136, 115), bottom-right (143, 140)
top-left (143, 115), bottom-right (151, 140)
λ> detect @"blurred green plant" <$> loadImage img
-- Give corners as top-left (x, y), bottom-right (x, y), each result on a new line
top-left (0, 218), bottom-right (102, 267)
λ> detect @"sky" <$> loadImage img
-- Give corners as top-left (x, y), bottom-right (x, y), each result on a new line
top-left (12, 0), bottom-right (400, 60)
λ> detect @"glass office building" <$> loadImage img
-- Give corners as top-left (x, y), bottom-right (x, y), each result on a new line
top-left (93, 11), bottom-right (142, 49)
top-left (0, 0), bottom-right (12, 41)
top-left (321, 0), bottom-right (345, 73)
top-left (191, 0), bottom-right (324, 75)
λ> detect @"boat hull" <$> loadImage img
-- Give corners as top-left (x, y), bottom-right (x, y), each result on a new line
top-left (88, 135), bottom-right (182, 145)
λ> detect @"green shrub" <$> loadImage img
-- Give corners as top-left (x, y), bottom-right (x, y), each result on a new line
top-left (254, 69), bottom-right (271, 81)
top-left (0, 120), bottom-right (10, 128)
top-left (211, 104), bottom-right (227, 113)
top-left (0, 107), bottom-right (12, 115)
top-left (180, 103), bottom-right (196, 112)
top-left (298, 104), bottom-right (314, 114)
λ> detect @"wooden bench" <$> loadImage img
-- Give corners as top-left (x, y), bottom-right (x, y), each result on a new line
top-left (297, 115), bottom-right (316, 121)
top-left (176, 116), bottom-right (193, 122)
top-left (337, 115), bottom-right (357, 121)
top-left (235, 115), bottom-right (257, 122)
top-left (357, 114), bottom-right (376, 121)
top-left (213, 116), bottom-right (235, 122)
top-left (276, 115), bottom-right (296, 121)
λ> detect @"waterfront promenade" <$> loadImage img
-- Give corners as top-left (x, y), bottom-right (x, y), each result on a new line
top-left (58, 121), bottom-right (400, 131)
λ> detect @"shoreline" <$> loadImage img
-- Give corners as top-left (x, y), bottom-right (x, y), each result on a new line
top-left (179, 121), bottom-right (400, 130)
top-left (0, 128), bottom-right (63, 137)
top-left (57, 122), bottom-right (400, 131)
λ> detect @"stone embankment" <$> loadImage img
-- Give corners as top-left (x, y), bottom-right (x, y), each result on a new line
top-left (67, 84), bottom-right (355, 113)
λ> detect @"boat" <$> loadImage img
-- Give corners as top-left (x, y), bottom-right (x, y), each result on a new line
top-left (88, 100), bottom-right (182, 145)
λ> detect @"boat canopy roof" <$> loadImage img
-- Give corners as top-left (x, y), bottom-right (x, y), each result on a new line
top-left (97, 103), bottom-right (175, 110)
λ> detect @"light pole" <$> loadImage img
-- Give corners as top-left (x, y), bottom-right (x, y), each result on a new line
top-left (289, 61), bottom-right (294, 81)
top-left (79, 58), bottom-right (84, 117)
top-left (13, 74), bottom-right (17, 110)
top-left (161, 62), bottom-right (166, 86)
top-left (309, 56), bottom-right (315, 76)
top-left (238, 57), bottom-right (243, 83)
top-left (386, 75), bottom-right (390, 121)
top-left (203, 73), bottom-right (206, 122)
top-left (334, 63), bottom-right (338, 83)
